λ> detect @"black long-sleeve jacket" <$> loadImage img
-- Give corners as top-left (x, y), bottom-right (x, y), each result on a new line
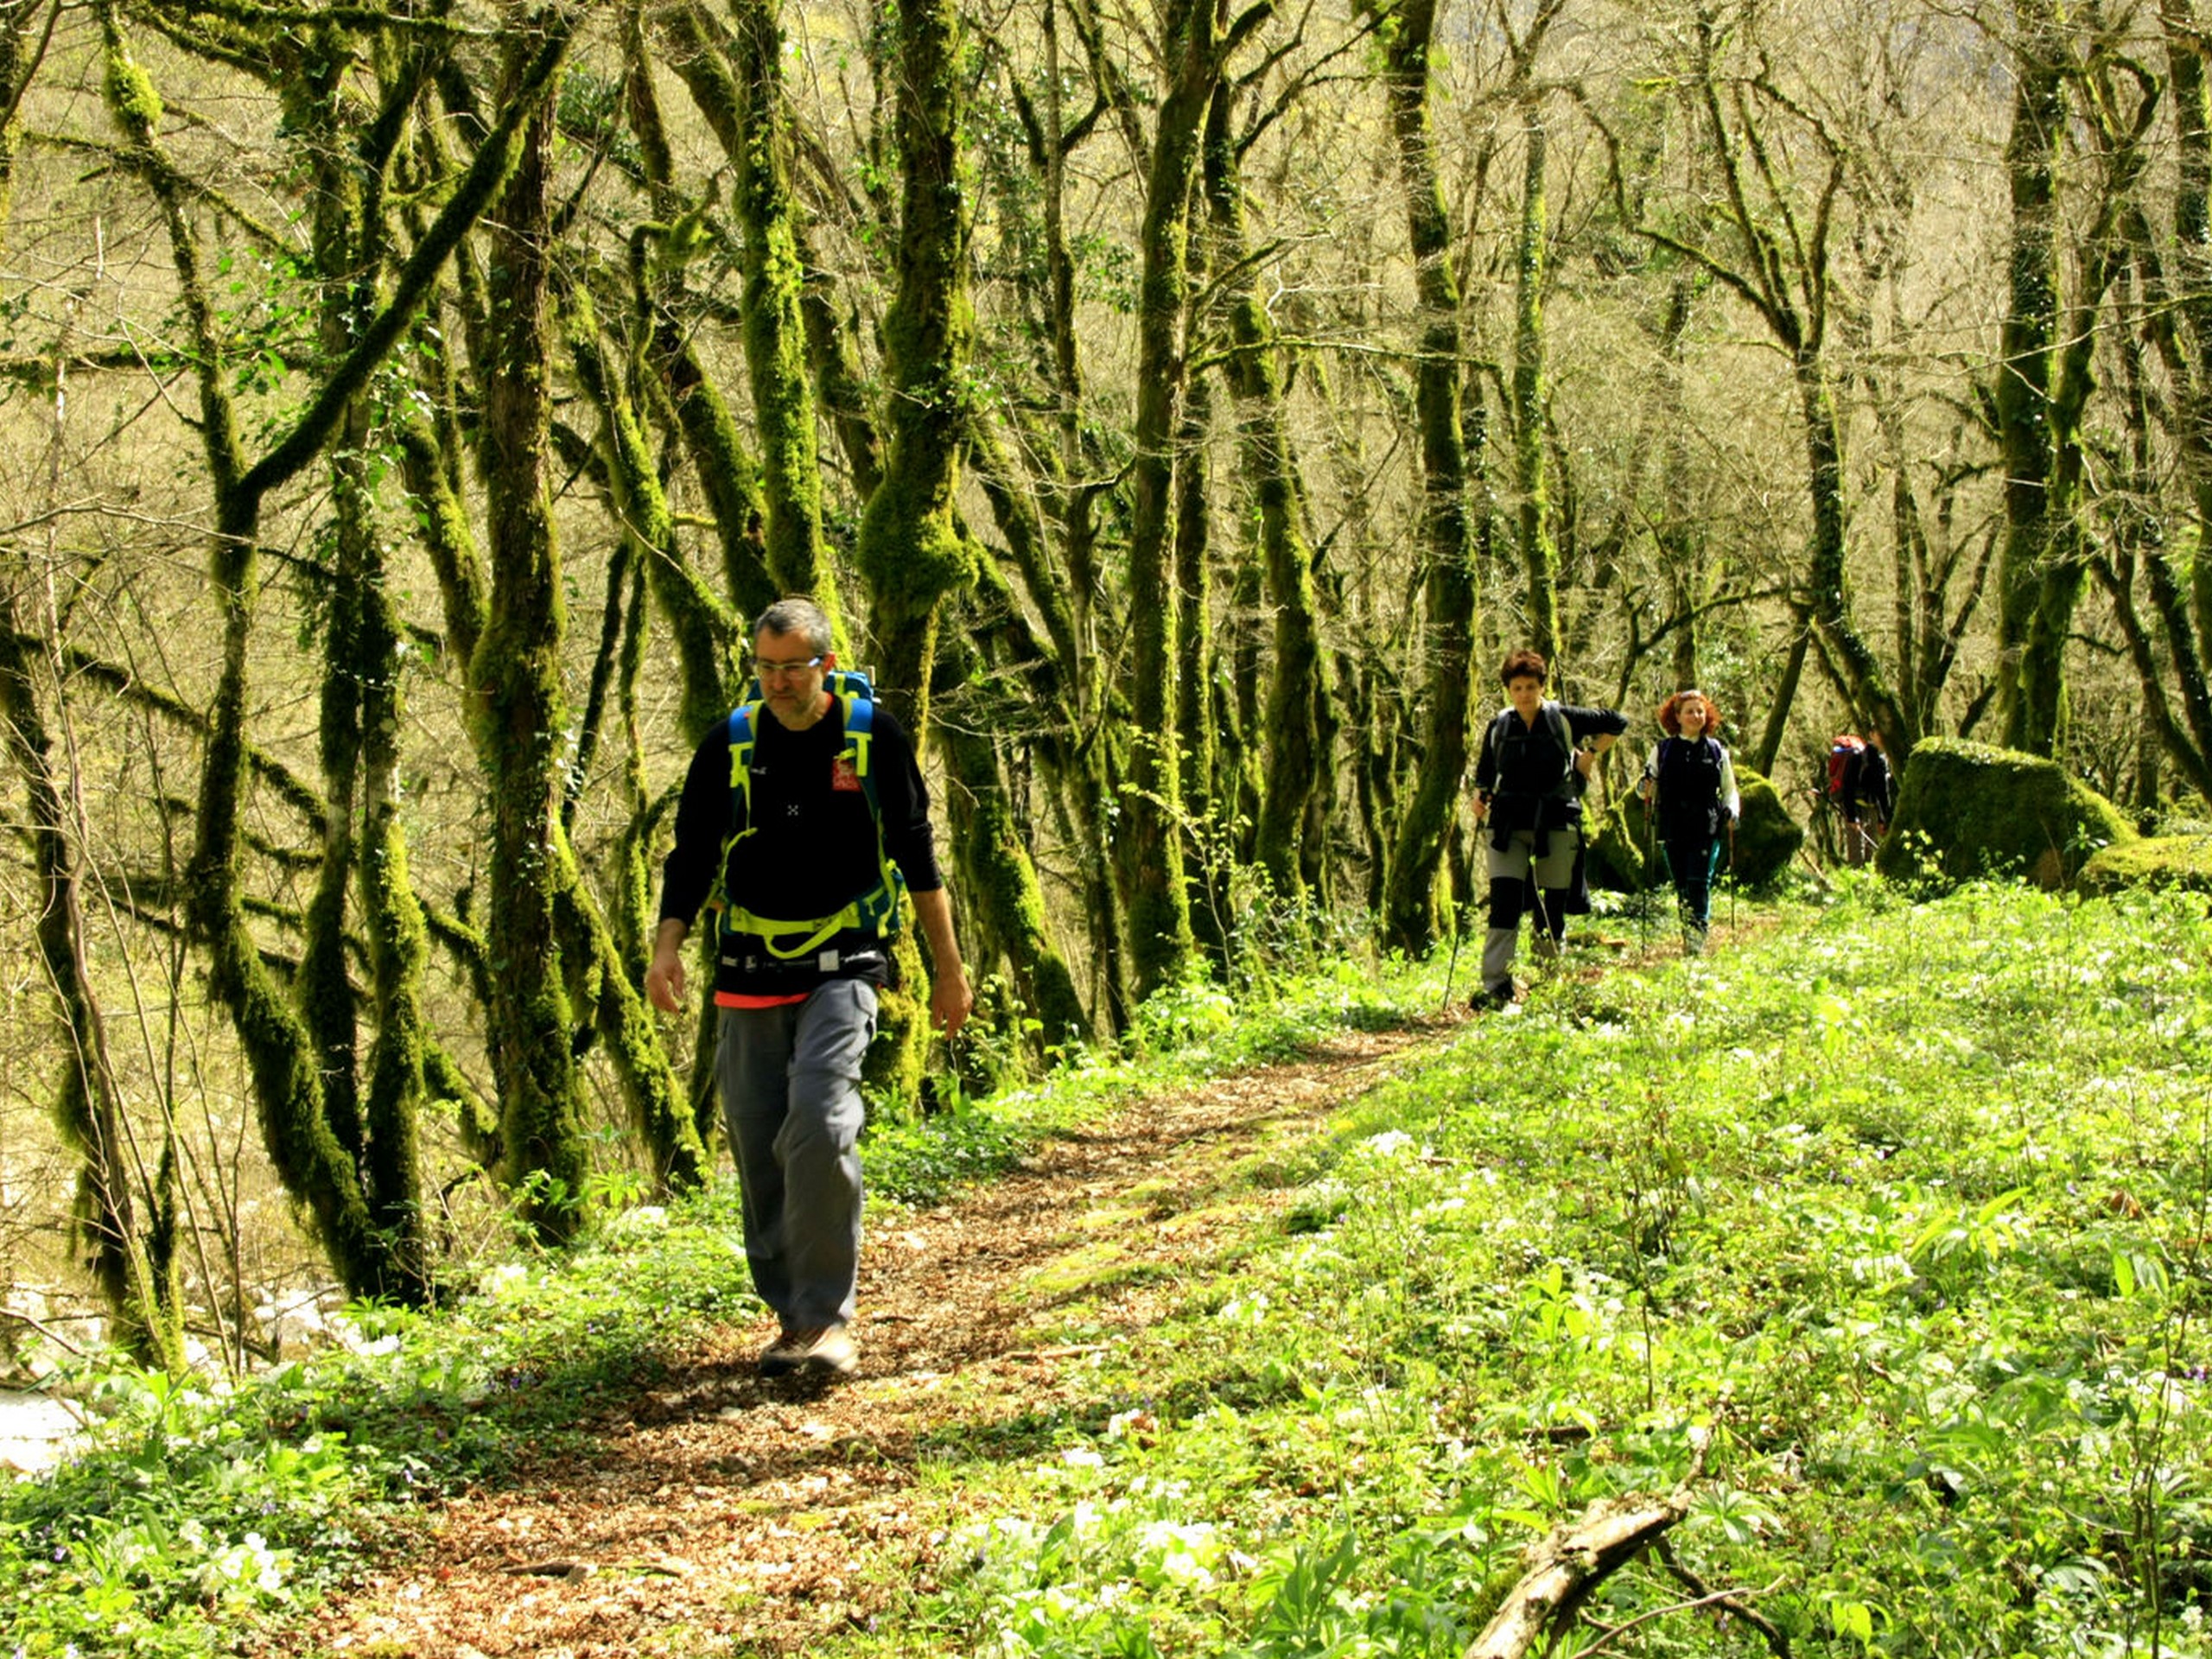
top-left (658, 700), bottom-right (941, 997)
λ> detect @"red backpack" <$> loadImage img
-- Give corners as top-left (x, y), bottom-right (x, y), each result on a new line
top-left (1826, 734), bottom-right (1866, 800)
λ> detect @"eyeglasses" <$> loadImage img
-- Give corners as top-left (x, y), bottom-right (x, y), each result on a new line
top-left (756, 655), bottom-right (823, 678)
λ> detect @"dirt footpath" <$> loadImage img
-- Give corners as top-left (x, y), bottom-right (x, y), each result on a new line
top-left (285, 1022), bottom-right (1448, 1658)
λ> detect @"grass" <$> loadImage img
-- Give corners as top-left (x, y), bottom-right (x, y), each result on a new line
top-left (7, 886), bottom-right (2210, 1656)
top-left (836, 880), bottom-right (2212, 1658)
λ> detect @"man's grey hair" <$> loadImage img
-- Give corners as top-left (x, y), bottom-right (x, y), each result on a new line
top-left (753, 595), bottom-right (834, 657)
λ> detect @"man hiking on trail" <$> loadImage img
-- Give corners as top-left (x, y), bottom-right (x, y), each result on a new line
top-left (1638, 689), bottom-right (1739, 957)
top-left (645, 596), bottom-right (973, 1380)
top-left (1470, 649), bottom-right (1625, 1009)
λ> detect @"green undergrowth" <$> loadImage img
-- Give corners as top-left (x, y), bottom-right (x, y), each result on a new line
top-left (0, 957), bottom-right (1427, 1657)
top-left (842, 882), bottom-right (2212, 1659)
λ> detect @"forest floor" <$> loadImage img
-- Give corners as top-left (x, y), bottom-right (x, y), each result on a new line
top-left (283, 1008), bottom-right (1471, 1657)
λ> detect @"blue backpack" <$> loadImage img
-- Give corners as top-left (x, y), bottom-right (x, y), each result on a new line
top-left (707, 668), bottom-right (906, 960)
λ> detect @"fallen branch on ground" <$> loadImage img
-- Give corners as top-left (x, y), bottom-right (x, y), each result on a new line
top-left (1466, 1426), bottom-right (1717, 1659)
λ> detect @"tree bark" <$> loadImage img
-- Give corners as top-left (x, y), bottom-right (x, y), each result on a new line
top-left (474, 43), bottom-right (589, 1242)
top-left (1994, 0), bottom-right (2066, 753)
top-left (1377, 0), bottom-right (1478, 957)
top-left (1204, 82), bottom-right (1328, 906)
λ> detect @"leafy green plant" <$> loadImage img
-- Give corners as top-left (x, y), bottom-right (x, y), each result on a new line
top-left (835, 886), bottom-right (2212, 1659)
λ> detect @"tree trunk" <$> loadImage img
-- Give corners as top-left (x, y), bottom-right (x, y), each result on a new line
top-left (1377, 0), bottom-right (1478, 957)
top-left (2166, 0), bottom-right (2212, 648)
top-left (105, 4), bottom-right (391, 1300)
top-left (1513, 94), bottom-right (1560, 667)
top-left (0, 579), bottom-right (182, 1365)
top-left (1994, 0), bottom-right (2066, 753)
top-left (724, 0), bottom-right (836, 608)
top-left (939, 601), bottom-right (1090, 1045)
top-left (1111, 0), bottom-right (1217, 998)
top-left (855, 0), bottom-right (975, 730)
top-left (1175, 369), bottom-right (1226, 957)
top-left (1205, 83), bottom-right (1328, 906)
top-left (474, 58), bottom-right (589, 1242)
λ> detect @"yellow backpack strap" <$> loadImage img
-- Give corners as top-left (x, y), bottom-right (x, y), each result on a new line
top-left (715, 681), bottom-right (906, 955)
top-left (704, 700), bottom-right (762, 921)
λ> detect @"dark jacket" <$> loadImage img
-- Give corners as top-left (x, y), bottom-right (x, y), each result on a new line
top-left (1648, 735), bottom-right (1737, 841)
top-left (1844, 747), bottom-right (1893, 821)
top-left (1474, 701), bottom-right (1628, 849)
top-left (658, 699), bottom-right (941, 996)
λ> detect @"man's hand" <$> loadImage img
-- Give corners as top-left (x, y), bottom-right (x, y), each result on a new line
top-left (1574, 747), bottom-right (1598, 781)
top-left (645, 919), bottom-right (689, 1013)
top-left (1471, 791), bottom-right (1490, 823)
top-left (931, 969), bottom-right (974, 1039)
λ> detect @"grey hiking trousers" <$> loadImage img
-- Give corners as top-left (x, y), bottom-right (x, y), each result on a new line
top-left (1480, 827), bottom-right (1578, 990)
top-left (715, 979), bottom-right (878, 1331)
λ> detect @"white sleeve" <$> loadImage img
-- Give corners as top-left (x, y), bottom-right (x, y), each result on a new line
top-left (1719, 747), bottom-right (1740, 818)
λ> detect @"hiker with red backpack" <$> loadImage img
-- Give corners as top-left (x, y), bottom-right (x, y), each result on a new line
top-left (1469, 648), bottom-right (1626, 1009)
top-left (1638, 690), bottom-right (1739, 957)
top-left (1827, 731), bottom-right (1892, 864)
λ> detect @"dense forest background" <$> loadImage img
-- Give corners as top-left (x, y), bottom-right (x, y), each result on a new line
top-left (0, 0), bottom-right (2202, 1366)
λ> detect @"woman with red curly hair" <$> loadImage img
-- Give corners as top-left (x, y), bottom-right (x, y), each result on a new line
top-left (1637, 689), bottom-right (1739, 956)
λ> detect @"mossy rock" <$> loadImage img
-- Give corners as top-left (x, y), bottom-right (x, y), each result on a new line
top-left (1875, 737), bottom-right (2133, 891)
top-left (1732, 770), bottom-right (1802, 887)
top-left (1585, 766), bottom-right (1799, 890)
top-left (1586, 793), bottom-right (1656, 892)
top-left (2075, 834), bottom-right (2212, 898)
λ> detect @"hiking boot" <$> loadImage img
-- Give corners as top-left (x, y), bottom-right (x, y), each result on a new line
top-left (1469, 980), bottom-right (1516, 1012)
top-left (1683, 925), bottom-right (1707, 958)
top-left (758, 1324), bottom-right (858, 1379)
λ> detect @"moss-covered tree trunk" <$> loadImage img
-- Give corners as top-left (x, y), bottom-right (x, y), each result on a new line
top-left (1994, 0), bottom-right (2066, 753)
top-left (969, 417), bottom-right (1127, 1033)
top-left (474, 55), bottom-right (589, 1242)
top-left (625, 15), bottom-right (776, 617)
top-left (855, 0), bottom-right (976, 726)
top-left (105, 5), bottom-right (383, 1300)
top-left (288, 27), bottom-right (442, 1300)
top-left (0, 581), bottom-right (182, 1366)
top-left (661, 0), bottom-right (837, 620)
top-left (2164, 0), bottom-right (2212, 652)
top-left (1175, 370), bottom-right (1226, 957)
top-left (1376, 0), bottom-right (1478, 957)
top-left (938, 598), bottom-right (1090, 1046)
top-left (723, 0), bottom-right (836, 607)
top-left (0, 0), bottom-right (183, 1364)
top-left (2003, 15), bottom-right (2146, 760)
top-left (564, 299), bottom-right (714, 1194)
top-left (1116, 0), bottom-right (1217, 996)
top-left (1203, 84), bottom-right (1328, 906)
top-left (2098, 263), bottom-right (2212, 800)
top-left (1511, 83), bottom-right (1560, 668)
top-left (845, 0), bottom-right (979, 1097)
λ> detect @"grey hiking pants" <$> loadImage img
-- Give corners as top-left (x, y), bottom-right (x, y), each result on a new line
top-left (1480, 827), bottom-right (1578, 990)
top-left (715, 979), bottom-right (878, 1332)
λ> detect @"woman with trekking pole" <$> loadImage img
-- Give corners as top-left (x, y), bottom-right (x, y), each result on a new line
top-left (1469, 649), bottom-right (1626, 1008)
top-left (1638, 689), bottom-right (1739, 957)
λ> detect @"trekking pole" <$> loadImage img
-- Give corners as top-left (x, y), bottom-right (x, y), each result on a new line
top-left (1440, 899), bottom-right (1465, 1014)
top-left (1720, 823), bottom-right (1734, 932)
top-left (1640, 793), bottom-right (1659, 951)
